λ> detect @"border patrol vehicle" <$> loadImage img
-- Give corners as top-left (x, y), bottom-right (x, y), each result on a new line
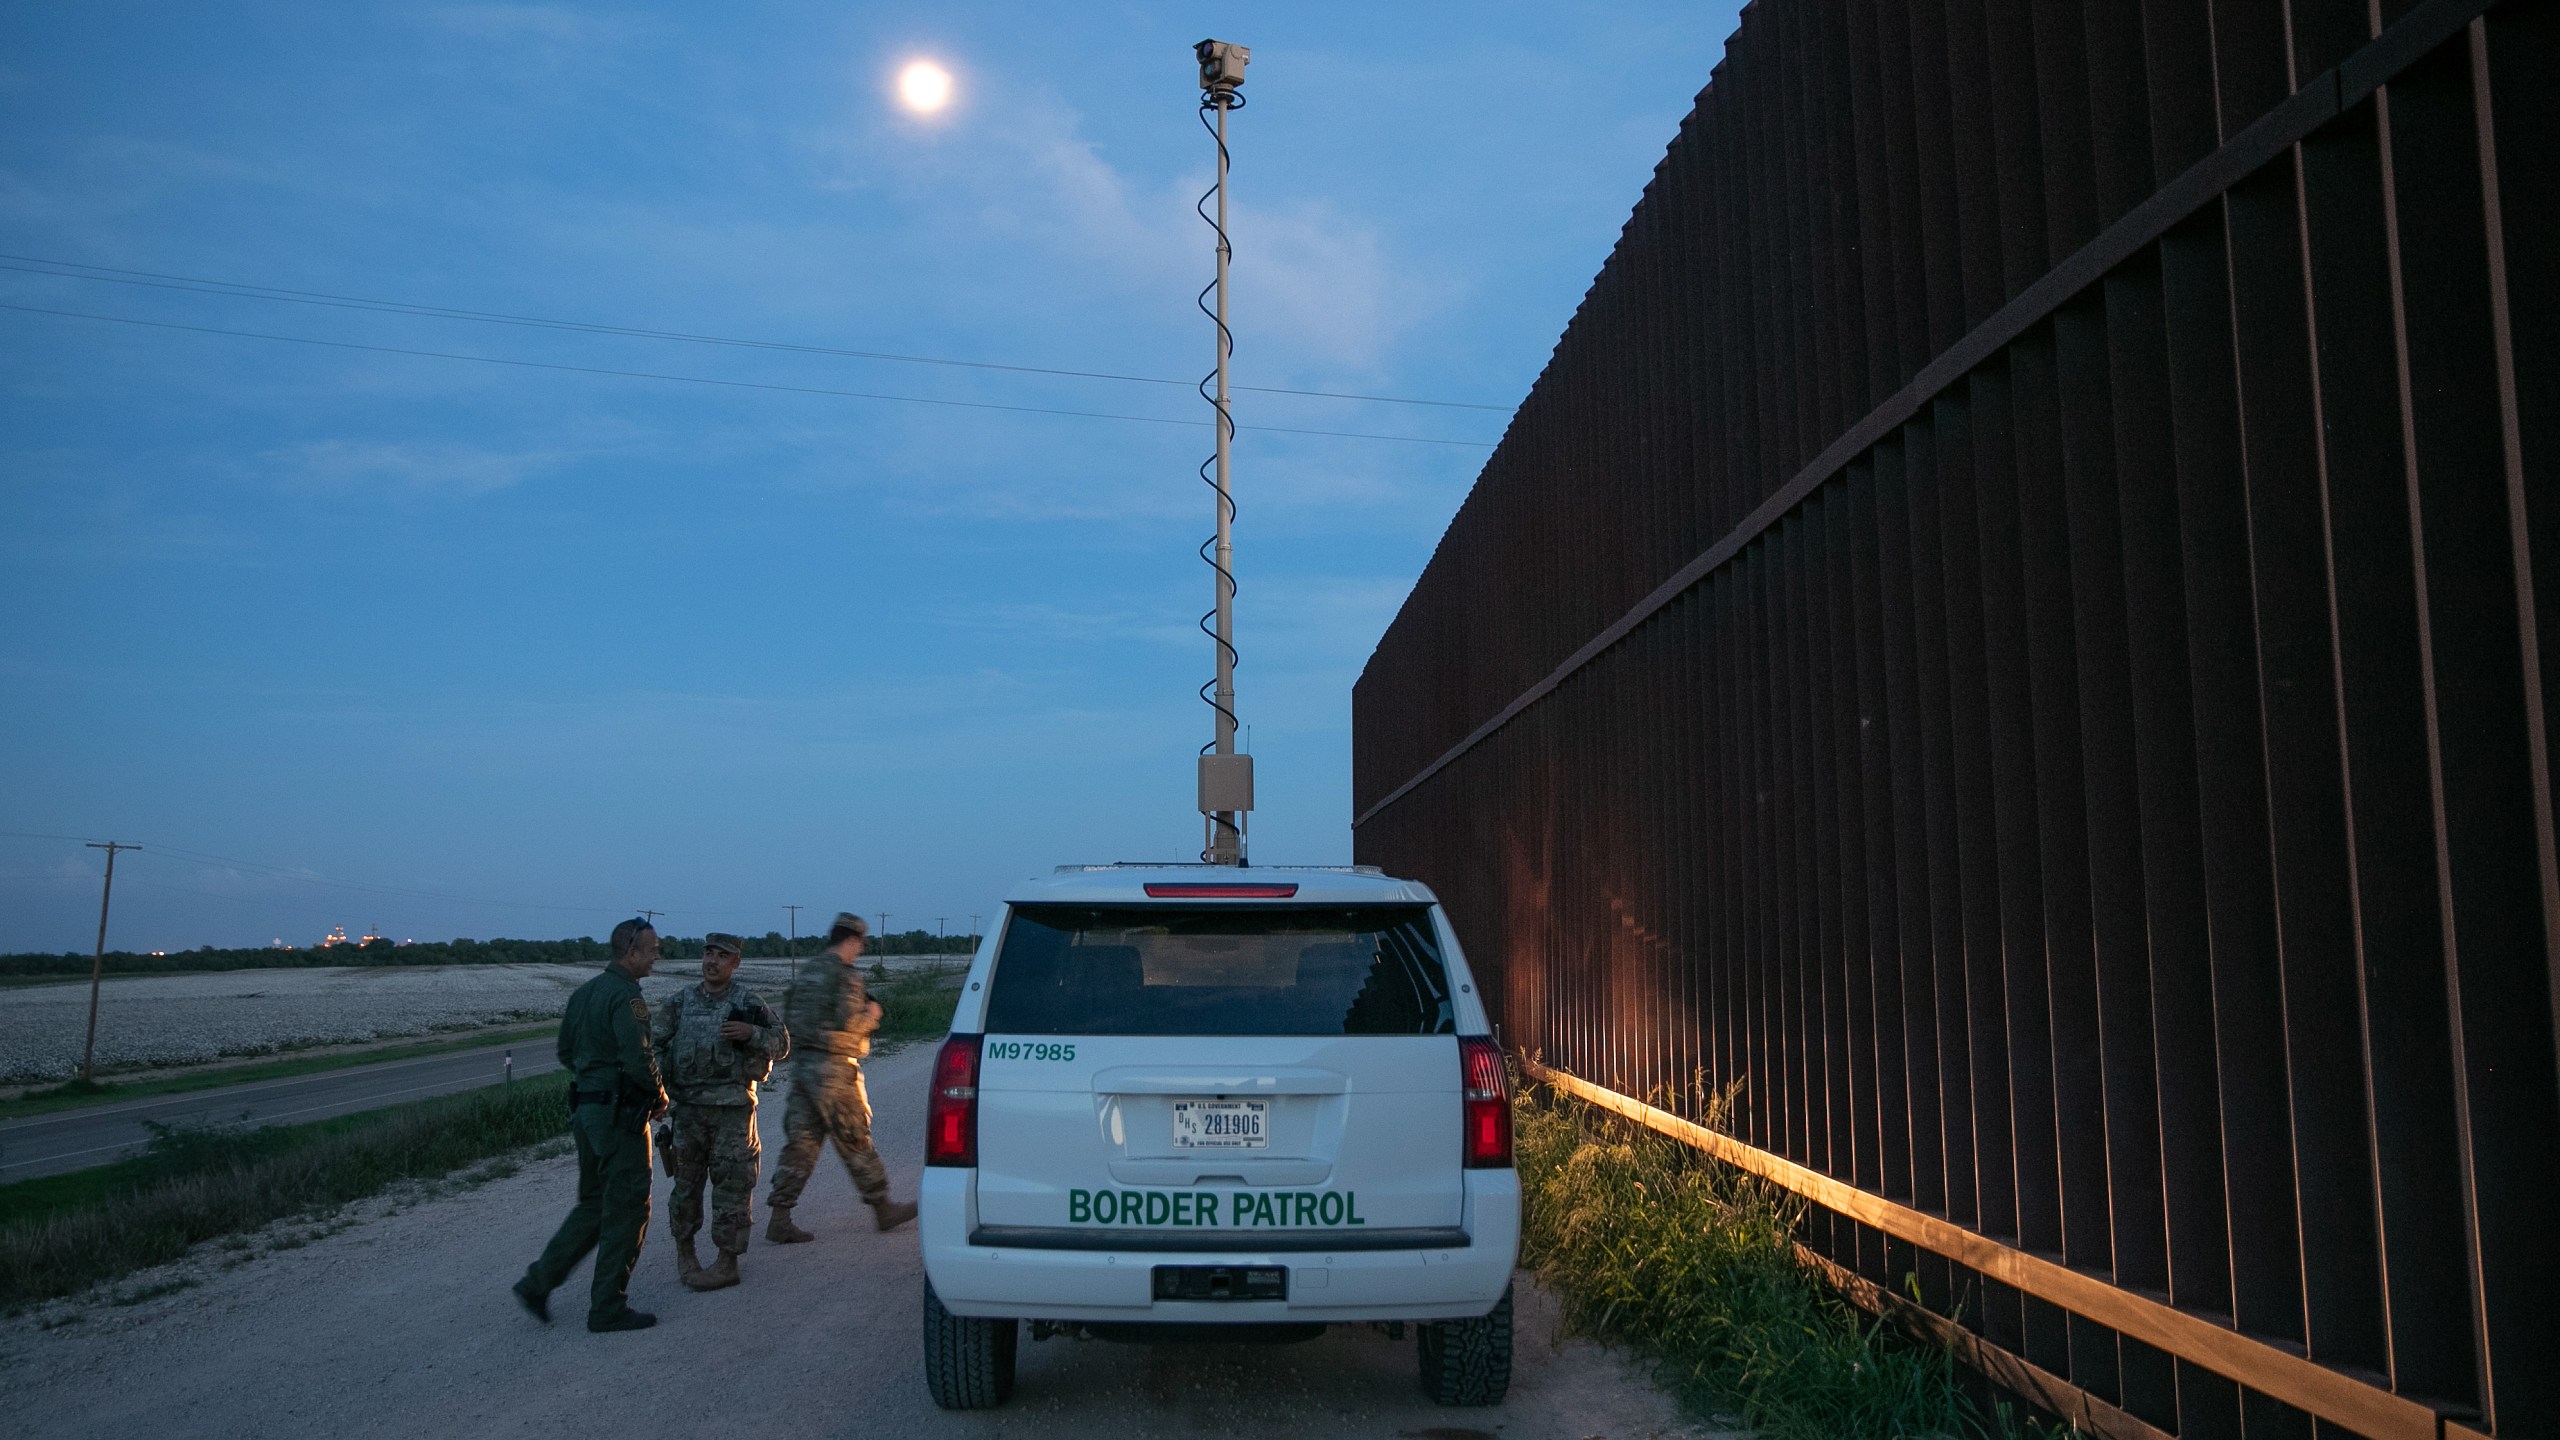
top-left (918, 863), bottom-right (1519, 1408)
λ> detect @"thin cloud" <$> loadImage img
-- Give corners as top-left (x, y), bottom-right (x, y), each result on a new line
top-left (425, 5), bottom-right (611, 45)
top-left (271, 439), bottom-right (562, 495)
top-left (810, 84), bottom-right (1437, 375)
top-left (937, 600), bottom-right (1199, 650)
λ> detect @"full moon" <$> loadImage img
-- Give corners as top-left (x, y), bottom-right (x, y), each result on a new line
top-left (898, 60), bottom-right (953, 113)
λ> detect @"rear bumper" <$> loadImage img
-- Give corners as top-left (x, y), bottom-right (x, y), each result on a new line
top-left (921, 1168), bottom-right (1520, 1324)
top-left (967, 1224), bottom-right (1469, 1252)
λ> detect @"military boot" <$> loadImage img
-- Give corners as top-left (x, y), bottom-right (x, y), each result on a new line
top-left (674, 1237), bottom-right (703, 1284)
top-left (510, 1275), bottom-right (551, 1323)
top-left (686, 1249), bottom-right (740, 1291)
top-left (766, 1204), bottom-right (815, 1243)
top-left (872, 1198), bottom-right (919, 1232)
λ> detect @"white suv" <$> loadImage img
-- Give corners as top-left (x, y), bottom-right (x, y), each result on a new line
top-left (918, 864), bottom-right (1520, 1409)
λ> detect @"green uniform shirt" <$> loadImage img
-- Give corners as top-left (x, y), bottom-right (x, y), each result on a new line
top-left (557, 964), bottom-right (666, 1111)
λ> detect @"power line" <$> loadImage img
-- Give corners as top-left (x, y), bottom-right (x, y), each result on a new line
top-left (0, 834), bottom-right (805, 948)
top-left (0, 832), bottom-right (628, 916)
top-left (137, 841), bottom-right (632, 914)
top-left (0, 253), bottom-right (1513, 412)
top-left (0, 303), bottom-right (1496, 449)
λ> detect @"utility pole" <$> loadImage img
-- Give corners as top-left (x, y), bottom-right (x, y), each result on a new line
top-left (878, 912), bottom-right (891, 957)
top-left (937, 917), bottom-right (948, 954)
top-left (81, 841), bottom-right (138, 1081)
top-left (639, 909), bottom-right (663, 927)
top-left (1194, 38), bottom-right (1253, 866)
top-left (970, 913), bottom-right (982, 945)
top-left (780, 904), bottom-right (806, 1031)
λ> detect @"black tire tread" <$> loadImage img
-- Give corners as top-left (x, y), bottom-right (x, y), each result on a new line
top-left (1416, 1283), bottom-right (1513, 1405)
top-left (922, 1280), bottom-right (1018, 1409)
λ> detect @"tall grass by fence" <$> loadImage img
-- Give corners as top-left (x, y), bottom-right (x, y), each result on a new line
top-left (1517, 1075), bottom-right (2043, 1439)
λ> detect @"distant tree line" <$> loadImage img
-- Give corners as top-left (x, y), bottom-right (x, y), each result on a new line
top-left (658, 929), bottom-right (981, 960)
top-left (0, 927), bottom-right (982, 980)
top-left (0, 936), bottom-right (608, 979)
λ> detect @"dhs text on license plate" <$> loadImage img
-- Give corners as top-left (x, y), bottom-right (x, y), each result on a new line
top-left (1171, 1099), bottom-right (1268, 1149)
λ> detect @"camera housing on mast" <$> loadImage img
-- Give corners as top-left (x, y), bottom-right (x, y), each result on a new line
top-left (1195, 39), bottom-right (1248, 103)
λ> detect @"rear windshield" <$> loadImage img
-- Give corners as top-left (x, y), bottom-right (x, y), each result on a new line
top-left (983, 904), bottom-right (1455, 1037)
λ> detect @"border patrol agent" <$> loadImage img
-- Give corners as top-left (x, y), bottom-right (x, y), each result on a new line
top-left (766, 912), bottom-right (918, 1238)
top-left (514, 917), bottom-right (669, 1333)
top-left (653, 931), bottom-right (789, 1291)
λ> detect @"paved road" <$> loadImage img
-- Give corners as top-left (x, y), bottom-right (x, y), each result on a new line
top-left (0, 1042), bottom-right (1712, 1440)
top-left (0, 1038), bottom-right (558, 1182)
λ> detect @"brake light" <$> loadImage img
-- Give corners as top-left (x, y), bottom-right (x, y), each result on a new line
top-left (1142, 882), bottom-right (1299, 898)
top-left (1460, 1036), bottom-right (1511, 1168)
top-left (926, 1033), bottom-right (982, 1167)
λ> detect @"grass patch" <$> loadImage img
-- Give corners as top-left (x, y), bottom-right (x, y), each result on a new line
top-left (870, 963), bottom-right (969, 1048)
top-left (1, 1022), bottom-right (557, 1120)
top-left (1516, 1076), bottom-right (2049, 1439)
top-left (0, 1071), bottom-right (571, 1309)
top-left (108, 1277), bottom-right (196, 1307)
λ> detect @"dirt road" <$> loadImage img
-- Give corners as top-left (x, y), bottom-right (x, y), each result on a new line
top-left (0, 1042), bottom-right (1710, 1439)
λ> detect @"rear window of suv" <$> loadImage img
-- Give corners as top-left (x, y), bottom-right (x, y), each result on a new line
top-left (984, 904), bottom-right (1456, 1037)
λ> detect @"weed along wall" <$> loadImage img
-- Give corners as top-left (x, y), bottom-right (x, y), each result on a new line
top-left (1352, 3), bottom-right (2559, 1438)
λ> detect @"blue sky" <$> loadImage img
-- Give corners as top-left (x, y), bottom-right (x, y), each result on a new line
top-left (0, 2), bottom-right (1738, 952)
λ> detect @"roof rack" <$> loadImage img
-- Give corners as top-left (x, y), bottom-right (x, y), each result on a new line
top-left (1051, 862), bottom-right (1386, 875)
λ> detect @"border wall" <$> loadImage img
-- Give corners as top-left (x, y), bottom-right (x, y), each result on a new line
top-left (1351, 1), bottom-right (2556, 1435)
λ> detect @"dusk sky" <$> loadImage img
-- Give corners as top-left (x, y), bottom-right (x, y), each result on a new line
top-left (1, 3), bottom-right (1739, 953)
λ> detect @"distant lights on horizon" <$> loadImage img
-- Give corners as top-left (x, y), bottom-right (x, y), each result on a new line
top-left (898, 58), bottom-right (954, 114)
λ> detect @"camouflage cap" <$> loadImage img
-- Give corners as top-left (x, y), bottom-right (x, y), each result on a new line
top-left (831, 912), bottom-right (870, 939)
top-left (703, 932), bottom-right (745, 956)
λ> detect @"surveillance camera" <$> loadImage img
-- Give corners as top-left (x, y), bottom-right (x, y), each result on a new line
top-left (1195, 39), bottom-right (1248, 95)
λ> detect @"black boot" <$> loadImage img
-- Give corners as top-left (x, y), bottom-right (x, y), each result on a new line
top-left (511, 1275), bottom-right (551, 1323)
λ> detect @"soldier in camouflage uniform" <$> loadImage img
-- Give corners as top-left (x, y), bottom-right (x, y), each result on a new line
top-left (766, 912), bottom-right (918, 1238)
top-left (651, 932), bottom-right (789, 1291)
top-left (514, 917), bottom-right (668, 1333)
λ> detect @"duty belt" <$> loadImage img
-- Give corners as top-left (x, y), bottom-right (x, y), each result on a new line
top-left (571, 1089), bottom-right (618, 1107)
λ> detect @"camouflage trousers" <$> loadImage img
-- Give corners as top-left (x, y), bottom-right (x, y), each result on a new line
top-left (667, 1102), bottom-right (761, 1255)
top-left (767, 1061), bottom-right (888, 1209)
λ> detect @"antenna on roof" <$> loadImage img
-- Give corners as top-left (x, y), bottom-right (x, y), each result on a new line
top-left (1193, 36), bottom-right (1253, 866)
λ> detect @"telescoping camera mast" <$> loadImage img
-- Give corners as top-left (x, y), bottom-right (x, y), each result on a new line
top-left (1194, 38), bottom-right (1252, 865)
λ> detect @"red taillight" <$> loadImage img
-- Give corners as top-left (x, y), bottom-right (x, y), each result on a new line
top-left (1141, 882), bottom-right (1300, 898)
top-left (1460, 1036), bottom-right (1512, 1168)
top-left (926, 1033), bottom-right (982, 1167)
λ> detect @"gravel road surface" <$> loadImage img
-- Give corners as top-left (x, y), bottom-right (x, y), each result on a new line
top-left (0, 1041), bottom-right (1712, 1439)
top-left (0, 1037), bottom-right (559, 1182)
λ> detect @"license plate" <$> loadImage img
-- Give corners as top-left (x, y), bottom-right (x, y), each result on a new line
top-left (1171, 1099), bottom-right (1268, 1149)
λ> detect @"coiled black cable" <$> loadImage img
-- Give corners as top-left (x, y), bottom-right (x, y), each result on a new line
top-left (1195, 91), bottom-right (1244, 769)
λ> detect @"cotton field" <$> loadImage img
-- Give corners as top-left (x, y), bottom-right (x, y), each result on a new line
top-left (0, 960), bottom-right (798, 1083)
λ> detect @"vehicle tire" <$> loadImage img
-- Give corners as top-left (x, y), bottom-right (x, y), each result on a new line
top-left (922, 1279), bottom-right (1018, 1409)
top-left (1416, 1283), bottom-right (1513, 1405)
